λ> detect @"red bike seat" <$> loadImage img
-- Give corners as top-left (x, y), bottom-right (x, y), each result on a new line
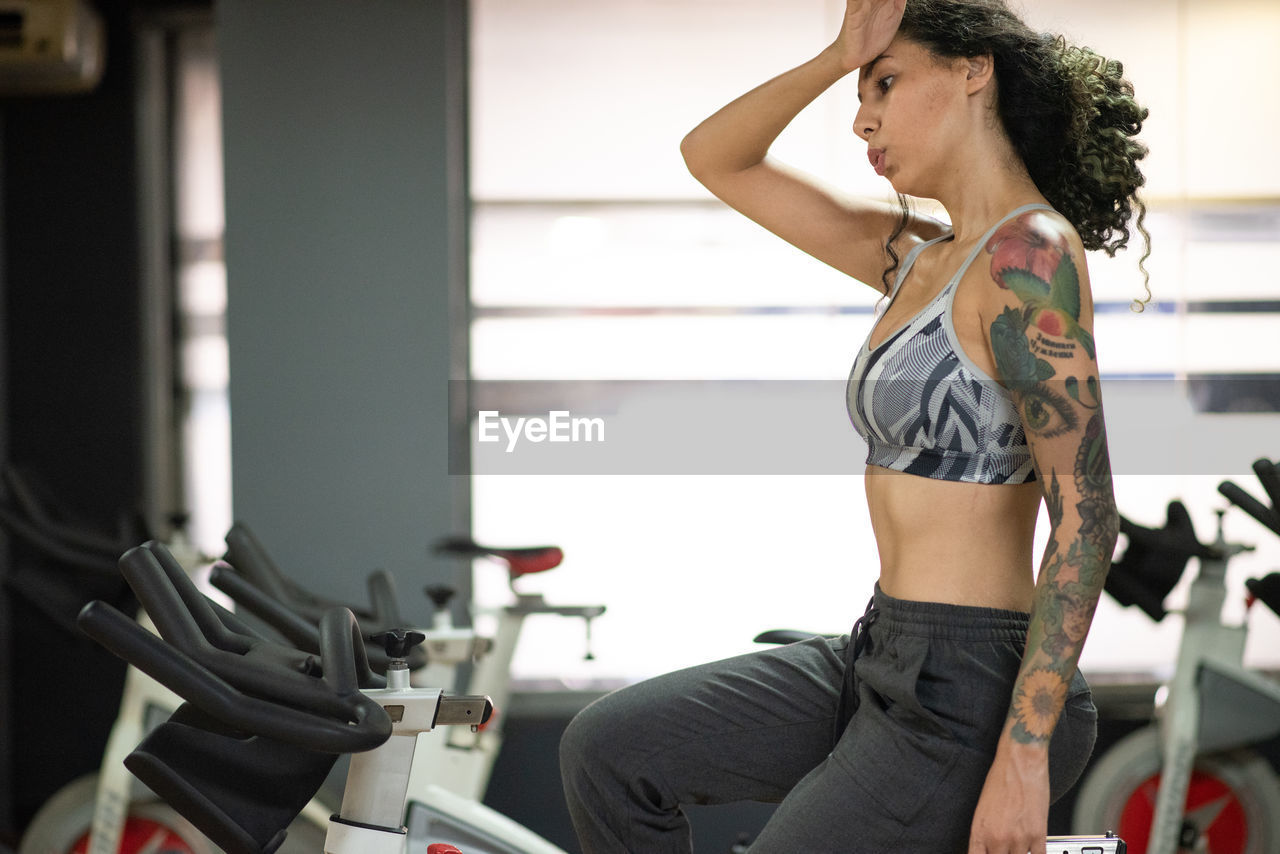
top-left (435, 536), bottom-right (564, 578)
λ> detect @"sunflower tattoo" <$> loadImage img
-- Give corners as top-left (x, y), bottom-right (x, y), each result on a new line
top-left (1012, 669), bottom-right (1069, 741)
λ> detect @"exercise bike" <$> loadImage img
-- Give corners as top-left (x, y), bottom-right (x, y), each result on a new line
top-left (21, 516), bottom-right (590, 853)
top-left (0, 466), bottom-right (241, 854)
top-left (1071, 457), bottom-right (1280, 854)
top-left (75, 539), bottom-right (490, 854)
top-left (209, 524), bottom-right (604, 853)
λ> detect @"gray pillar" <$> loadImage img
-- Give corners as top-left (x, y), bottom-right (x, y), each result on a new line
top-left (218, 0), bottom-right (469, 623)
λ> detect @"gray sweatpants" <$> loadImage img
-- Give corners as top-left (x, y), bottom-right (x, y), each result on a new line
top-left (559, 587), bottom-right (1097, 853)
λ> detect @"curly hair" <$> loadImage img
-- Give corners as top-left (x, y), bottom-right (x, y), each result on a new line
top-left (882, 0), bottom-right (1151, 308)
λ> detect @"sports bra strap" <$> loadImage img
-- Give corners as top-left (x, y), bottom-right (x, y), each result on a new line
top-left (886, 232), bottom-right (952, 300)
top-left (947, 202), bottom-right (1055, 288)
top-left (887, 203), bottom-right (1056, 301)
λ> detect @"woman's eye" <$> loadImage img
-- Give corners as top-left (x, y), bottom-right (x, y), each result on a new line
top-left (877, 75), bottom-right (895, 93)
top-left (1019, 385), bottom-right (1078, 439)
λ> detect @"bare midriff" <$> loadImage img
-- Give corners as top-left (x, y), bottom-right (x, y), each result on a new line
top-left (865, 465), bottom-right (1042, 612)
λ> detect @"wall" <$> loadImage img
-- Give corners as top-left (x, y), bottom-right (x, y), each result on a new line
top-left (218, 0), bottom-right (470, 625)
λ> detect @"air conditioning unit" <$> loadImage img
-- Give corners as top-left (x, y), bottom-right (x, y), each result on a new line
top-left (0, 0), bottom-right (105, 95)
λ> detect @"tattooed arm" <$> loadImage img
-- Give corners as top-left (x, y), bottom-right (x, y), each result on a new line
top-left (968, 210), bottom-right (1120, 854)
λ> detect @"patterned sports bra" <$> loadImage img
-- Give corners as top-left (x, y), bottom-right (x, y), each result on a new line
top-left (846, 204), bottom-right (1053, 485)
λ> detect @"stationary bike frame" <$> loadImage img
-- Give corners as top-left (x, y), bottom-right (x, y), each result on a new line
top-left (1140, 517), bottom-right (1280, 853)
top-left (75, 540), bottom-right (492, 854)
top-left (1073, 467), bottom-right (1280, 854)
top-left (84, 615), bottom-right (207, 854)
top-left (410, 547), bottom-right (604, 806)
top-left (325, 651), bottom-right (491, 854)
top-left (1144, 516), bottom-right (1280, 853)
top-left (209, 531), bottom-right (601, 853)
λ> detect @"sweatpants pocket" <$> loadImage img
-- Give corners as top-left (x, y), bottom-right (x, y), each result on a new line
top-left (841, 703), bottom-right (964, 827)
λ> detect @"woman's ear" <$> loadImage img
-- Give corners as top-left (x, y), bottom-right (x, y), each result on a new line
top-left (964, 53), bottom-right (995, 94)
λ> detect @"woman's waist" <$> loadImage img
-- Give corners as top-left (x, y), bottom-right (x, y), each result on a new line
top-left (875, 559), bottom-right (1036, 612)
top-left (864, 466), bottom-right (1040, 608)
top-left (866, 583), bottom-right (1030, 641)
top-left (865, 464), bottom-right (1040, 530)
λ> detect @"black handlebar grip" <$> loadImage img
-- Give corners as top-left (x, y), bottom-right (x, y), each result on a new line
top-left (318, 607), bottom-right (376, 697)
top-left (224, 523), bottom-right (375, 623)
top-left (1252, 459), bottom-right (1280, 514)
top-left (1218, 481), bottom-right (1280, 538)
top-left (209, 562), bottom-right (323, 654)
top-left (210, 562), bottom-right (408, 684)
top-left (1, 465), bottom-right (130, 558)
top-left (124, 542), bottom-right (385, 720)
top-left (120, 545), bottom-right (251, 657)
top-left (223, 523), bottom-right (303, 611)
top-left (0, 503), bottom-right (121, 573)
top-left (366, 569), bottom-right (405, 630)
top-left (77, 600), bottom-right (391, 754)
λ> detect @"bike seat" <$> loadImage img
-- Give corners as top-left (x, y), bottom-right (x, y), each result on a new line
top-left (754, 629), bottom-right (832, 645)
top-left (435, 536), bottom-right (564, 578)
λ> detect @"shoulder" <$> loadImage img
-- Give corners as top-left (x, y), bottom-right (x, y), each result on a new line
top-left (979, 206), bottom-right (1094, 331)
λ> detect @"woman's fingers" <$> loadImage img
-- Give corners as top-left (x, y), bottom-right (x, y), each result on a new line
top-left (834, 0), bottom-right (907, 71)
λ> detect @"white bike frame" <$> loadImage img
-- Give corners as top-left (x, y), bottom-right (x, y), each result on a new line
top-left (410, 585), bottom-right (603, 806)
top-left (1142, 514), bottom-right (1280, 854)
top-left (71, 577), bottom-right (577, 854)
top-left (325, 660), bottom-right (502, 854)
top-left (85, 615), bottom-right (188, 854)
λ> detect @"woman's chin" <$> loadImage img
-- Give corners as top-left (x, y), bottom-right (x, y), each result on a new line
top-left (883, 172), bottom-right (912, 196)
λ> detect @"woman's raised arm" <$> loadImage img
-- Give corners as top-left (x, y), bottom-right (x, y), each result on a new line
top-left (679, 0), bottom-right (923, 292)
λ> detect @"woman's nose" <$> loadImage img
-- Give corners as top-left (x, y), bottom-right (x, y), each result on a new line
top-left (852, 104), bottom-right (876, 140)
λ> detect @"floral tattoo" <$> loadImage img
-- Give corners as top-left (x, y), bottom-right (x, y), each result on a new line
top-left (987, 212), bottom-right (1119, 746)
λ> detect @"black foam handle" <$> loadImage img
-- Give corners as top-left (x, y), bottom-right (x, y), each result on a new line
top-left (1253, 459), bottom-right (1280, 510)
top-left (78, 600), bottom-right (391, 753)
top-left (224, 522), bottom-right (376, 622)
top-left (366, 569), bottom-right (405, 629)
top-left (1, 465), bottom-right (132, 557)
top-left (0, 503), bottom-right (120, 573)
top-left (210, 562), bottom-right (388, 687)
top-left (123, 542), bottom-right (380, 724)
top-left (1219, 481), bottom-right (1280, 538)
top-left (210, 562), bottom-right (323, 654)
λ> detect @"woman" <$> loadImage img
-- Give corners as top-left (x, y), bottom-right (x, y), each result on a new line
top-left (560, 1), bottom-right (1149, 851)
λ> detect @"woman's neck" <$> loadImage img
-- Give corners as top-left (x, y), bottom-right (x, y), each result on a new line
top-left (930, 111), bottom-right (1047, 242)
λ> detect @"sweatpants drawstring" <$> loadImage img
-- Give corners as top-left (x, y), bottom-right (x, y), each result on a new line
top-left (833, 595), bottom-right (879, 742)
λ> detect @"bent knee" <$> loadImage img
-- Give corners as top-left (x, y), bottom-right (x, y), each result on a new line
top-left (559, 692), bottom-right (625, 773)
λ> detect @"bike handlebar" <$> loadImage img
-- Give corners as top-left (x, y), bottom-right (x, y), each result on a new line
top-left (208, 561), bottom-right (330, 654)
top-left (1218, 458), bottom-right (1280, 539)
top-left (218, 524), bottom-right (426, 671)
top-left (223, 523), bottom-right (368, 621)
top-left (1, 464), bottom-right (142, 558)
top-left (209, 561), bottom-right (404, 681)
top-left (78, 540), bottom-right (392, 753)
top-left (0, 502), bottom-right (121, 573)
top-left (78, 600), bottom-right (391, 754)
top-left (223, 523), bottom-right (410, 634)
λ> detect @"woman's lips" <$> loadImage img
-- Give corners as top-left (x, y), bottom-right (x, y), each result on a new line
top-left (868, 148), bottom-right (886, 176)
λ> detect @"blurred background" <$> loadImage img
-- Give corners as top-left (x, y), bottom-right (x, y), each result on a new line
top-left (0, 0), bottom-right (1277, 849)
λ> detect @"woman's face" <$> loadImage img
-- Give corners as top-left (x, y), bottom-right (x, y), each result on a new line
top-left (853, 36), bottom-right (973, 197)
